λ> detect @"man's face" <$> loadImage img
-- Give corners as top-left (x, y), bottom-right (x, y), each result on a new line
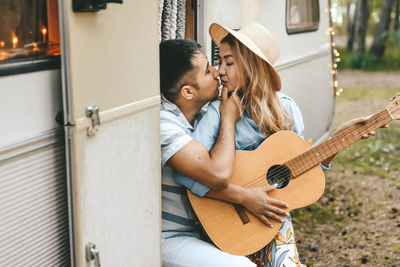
top-left (190, 52), bottom-right (220, 103)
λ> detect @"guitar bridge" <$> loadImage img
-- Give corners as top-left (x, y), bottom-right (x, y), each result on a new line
top-left (233, 204), bottom-right (250, 224)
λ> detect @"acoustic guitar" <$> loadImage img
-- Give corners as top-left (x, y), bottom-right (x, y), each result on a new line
top-left (187, 94), bottom-right (400, 256)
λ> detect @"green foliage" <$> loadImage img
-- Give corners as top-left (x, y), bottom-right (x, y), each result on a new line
top-left (337, 31), bottom-right (400, 71)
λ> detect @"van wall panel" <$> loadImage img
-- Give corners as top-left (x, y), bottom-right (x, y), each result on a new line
top-left (0, 141), bottom-right (70, 266)
top-left (73, 106), bottom-right (161, 267)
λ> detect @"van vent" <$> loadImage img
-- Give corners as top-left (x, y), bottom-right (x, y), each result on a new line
top-left (211, 40), bottom-right (220, 66)
top-left (0, 141), bottom-right (70, 266)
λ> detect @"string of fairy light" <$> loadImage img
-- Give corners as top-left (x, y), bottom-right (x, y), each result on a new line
top-left (327, 2), bottom-right (343, 97)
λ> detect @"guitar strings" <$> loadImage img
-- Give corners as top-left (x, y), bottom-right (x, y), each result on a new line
top-left (241, 111), bottom-right (390, 188)
top-left (238, 110), bottom-right (391, 189)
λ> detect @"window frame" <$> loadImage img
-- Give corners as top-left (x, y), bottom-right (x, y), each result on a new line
top-left (285, 0), bottom-right (320, 35)
top-left (0, 0), bottom-right (60, 76)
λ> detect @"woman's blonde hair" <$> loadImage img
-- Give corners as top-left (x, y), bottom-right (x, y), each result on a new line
top-left (221, 34), bottom-right (294, 136)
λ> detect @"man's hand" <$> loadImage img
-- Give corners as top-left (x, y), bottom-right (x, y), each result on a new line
top-left (241, 185), bottom-right (289, 228)
top-left (219, 88), bottom-right (242, 123)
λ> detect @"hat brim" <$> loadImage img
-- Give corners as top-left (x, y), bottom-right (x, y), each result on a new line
top-left (209, 23), bottom-right (281, 91)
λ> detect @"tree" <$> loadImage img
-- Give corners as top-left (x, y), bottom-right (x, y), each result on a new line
top-left (370, 0), bottom-right (395, 57)
top-left (347, 0), bottom-right (356, 51)
top-left (352, 0), bottom-right (370, 54)
top-left (395, 0), bottom-right (399, 31)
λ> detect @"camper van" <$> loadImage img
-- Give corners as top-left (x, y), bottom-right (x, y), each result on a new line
top-left (0, 0), bottom-right (334, 266)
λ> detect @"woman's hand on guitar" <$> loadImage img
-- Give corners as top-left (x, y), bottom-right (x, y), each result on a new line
top-left (321, 116), bottom-right (389, 166)
top-left (332, 116), bottom-right (389, 138)
top-left (241, 184), bottom-right (289, 228)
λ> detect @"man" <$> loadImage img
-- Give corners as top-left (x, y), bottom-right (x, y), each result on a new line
top-left (160, 39), bottom-right (265, 266)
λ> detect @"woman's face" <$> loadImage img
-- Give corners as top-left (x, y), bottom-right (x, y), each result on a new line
top-left (218, 42), bottom-right (240, 93)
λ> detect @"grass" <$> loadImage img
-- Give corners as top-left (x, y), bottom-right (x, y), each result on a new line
top-left (337, 45), bottom-right (400, 71)
top-left (291, 87), bottom-right (400, 266)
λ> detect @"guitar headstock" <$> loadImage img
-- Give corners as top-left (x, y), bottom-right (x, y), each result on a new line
top-left (387, 93), bottom-right (400, 120)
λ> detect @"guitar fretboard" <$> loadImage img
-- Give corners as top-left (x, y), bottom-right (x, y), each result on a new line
top-left (286, 109), bottom-right (393, 177)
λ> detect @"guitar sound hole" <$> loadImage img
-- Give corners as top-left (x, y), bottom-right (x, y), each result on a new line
top-left (266, 165), bottom-right (291, 189)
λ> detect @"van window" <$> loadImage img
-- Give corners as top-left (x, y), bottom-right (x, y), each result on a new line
top-left (286, 0), bottom-right (319, 34)
top-left (0, 0), bottom-right (60, 62)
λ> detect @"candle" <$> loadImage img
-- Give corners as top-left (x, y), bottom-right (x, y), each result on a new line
top-left (12, 36), bottom-right (18, 48)
top-left (42, 28), bottom-right (47, 42)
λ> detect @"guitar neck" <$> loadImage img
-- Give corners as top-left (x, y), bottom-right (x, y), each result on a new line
top-left (286, 108), bottom-right (393, 177)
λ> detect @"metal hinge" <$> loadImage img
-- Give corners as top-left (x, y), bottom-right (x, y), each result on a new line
top-left (86, 106), bottom-right (100, 136)
top-left (86, 242), bottom-right (101, 266)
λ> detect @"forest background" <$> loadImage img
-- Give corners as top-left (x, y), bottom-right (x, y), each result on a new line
top-left (293, 1), bottom-right (400, 266)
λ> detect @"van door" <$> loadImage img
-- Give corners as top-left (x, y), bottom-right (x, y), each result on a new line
top-left (59, 1), bottom-right (161, 266)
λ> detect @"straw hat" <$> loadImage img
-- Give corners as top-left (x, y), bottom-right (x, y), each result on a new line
top-left (209, 22), bottom-right (281, 90)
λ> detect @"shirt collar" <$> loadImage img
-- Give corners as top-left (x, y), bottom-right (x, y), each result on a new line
top-left (161, 94), bottom-right (196, 131)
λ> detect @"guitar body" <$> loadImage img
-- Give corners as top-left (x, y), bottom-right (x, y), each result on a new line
top-left (187, 130), bottom-right (326, 255)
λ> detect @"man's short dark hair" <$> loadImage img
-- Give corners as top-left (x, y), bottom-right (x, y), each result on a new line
top-left (160, 39), bottom-right (201, 102)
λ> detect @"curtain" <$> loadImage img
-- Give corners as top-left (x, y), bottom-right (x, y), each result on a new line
top-left (159, 0), bottom-right (186, 41)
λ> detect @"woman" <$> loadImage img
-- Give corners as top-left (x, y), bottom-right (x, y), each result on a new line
top-left (172, 22), bottom-right (310, 266)
top-left (174, 22), bottom-right (374, 266)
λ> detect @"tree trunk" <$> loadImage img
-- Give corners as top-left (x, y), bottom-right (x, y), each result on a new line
top-left (347, 0), bottom-right (357, 51)
top-left (370, 0), bottom-right (395, 57)
top-left (353, 0), bottom-right (369, 54)
top-left (395, 0), bottom-right (399, 31)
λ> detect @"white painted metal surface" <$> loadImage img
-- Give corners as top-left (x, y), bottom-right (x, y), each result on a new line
top-left (59, 0), bottom-right (161, 265)
top-left (0, 70), bottom-right (62, 147)
top-left (0, 142), bottom-right (70, 266)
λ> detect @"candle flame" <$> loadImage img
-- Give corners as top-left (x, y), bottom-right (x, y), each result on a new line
top-left (0, 41), bottom-right (5, 48)
top-left (12, 36), bottom-right (18, 48)
top-left (42, 28), bottom-right (47, 35)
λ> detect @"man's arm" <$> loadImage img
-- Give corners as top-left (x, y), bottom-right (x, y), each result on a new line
top-left (167, 89), bottom-right (241, 190)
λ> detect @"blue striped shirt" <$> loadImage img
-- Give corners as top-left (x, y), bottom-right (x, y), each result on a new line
top-left (160, 96), bottom-right (205, 238)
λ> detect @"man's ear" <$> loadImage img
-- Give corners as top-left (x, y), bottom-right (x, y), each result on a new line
top-left (180, 85), bottom-right (195, 100)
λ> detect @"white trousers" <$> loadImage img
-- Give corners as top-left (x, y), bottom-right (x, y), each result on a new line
top-left (161, 215), bottom-right (304, 267)
top-left (162, 235), bottom-right (256, 267)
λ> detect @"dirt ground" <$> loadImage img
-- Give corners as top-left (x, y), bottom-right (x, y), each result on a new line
top-left (336, 70), bottom-right (400, 89)
top-left (292, 70), bottom-right (400, 267)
